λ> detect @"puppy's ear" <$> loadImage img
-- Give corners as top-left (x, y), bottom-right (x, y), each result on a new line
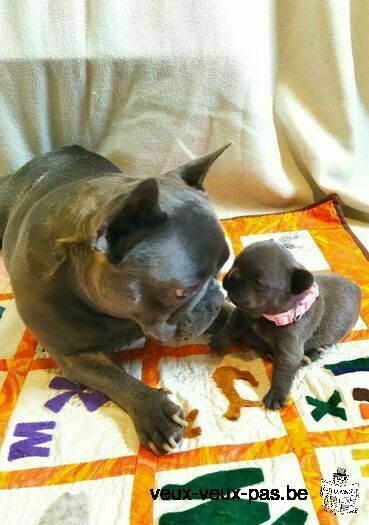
top-left (290, 268), bottom-right (314, 295)
top-left (92, 178), bottom-right (167, 263)
top-left (169, 143), bottom-right (231, 190)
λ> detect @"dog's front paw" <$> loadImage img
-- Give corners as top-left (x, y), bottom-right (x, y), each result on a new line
top-left (263, 388), bottom-right (288, 410)
top-left (132, 388), bottom-right (186, 455)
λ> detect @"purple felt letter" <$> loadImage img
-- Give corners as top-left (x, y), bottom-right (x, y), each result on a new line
top-left (45, 376), bottom-right (108, 413)
top-left (8, 421), bottom-right (56, 461)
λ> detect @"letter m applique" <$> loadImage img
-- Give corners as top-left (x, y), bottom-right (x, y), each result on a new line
top-left (8, 421), bottom-right (56, 461)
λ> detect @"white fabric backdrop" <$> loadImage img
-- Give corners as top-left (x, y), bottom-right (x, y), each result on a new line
top-left (0, 0), bottom-right (368, 218)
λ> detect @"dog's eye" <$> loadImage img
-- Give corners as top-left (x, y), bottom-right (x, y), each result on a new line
top-left (254, 279), bottom-right (266, 289)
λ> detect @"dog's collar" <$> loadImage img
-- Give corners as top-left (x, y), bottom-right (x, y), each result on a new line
top-left (262, 282), bottom-right (319, 326)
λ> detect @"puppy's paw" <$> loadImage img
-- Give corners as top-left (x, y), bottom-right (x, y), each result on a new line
top-left (263, 388), bottom-right (288, 410)
top-left (132, 388), bottom-right (186, 455)
top-left (209, 334), bottom-right (230, 355)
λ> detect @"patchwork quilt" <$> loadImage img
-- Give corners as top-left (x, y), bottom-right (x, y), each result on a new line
top-left (0, 196), bottom-right (368, 524)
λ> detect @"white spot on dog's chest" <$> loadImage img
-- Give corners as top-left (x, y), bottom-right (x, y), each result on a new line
top-left (128, 281), bottom-right (142, 304)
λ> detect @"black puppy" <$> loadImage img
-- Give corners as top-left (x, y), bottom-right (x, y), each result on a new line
top-left (210, 240), bottom-right (361, 409)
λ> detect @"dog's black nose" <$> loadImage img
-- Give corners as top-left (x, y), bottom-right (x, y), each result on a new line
top-left (223, 273), bottom-right (231, 291)
top-left (223, 269), bottom-right (242, 291)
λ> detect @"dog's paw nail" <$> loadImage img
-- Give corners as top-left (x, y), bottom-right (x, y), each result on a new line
top-left (302, 355), bottom-right (312, 366)
top-left (148, 441), bottom-right (161, 456)
top-left (169, 436), bottom-right (179, 449)
top-left (135, 390), bottom-right (184, 454)
top-left (172, 414), bottom-right (188, 427)
top-left (263, 390), bottom-right (287, 411)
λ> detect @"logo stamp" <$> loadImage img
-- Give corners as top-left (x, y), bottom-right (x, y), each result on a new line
top-left (320, 468), bottom-right (359, 515)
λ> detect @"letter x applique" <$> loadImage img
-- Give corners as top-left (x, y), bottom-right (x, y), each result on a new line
top-left (44, 376), bottom-right (108, 413)
top-left (306, 390), bottom-right (347, 422)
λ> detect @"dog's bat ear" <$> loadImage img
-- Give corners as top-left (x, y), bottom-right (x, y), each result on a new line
top-left (170, 143), bottom-right (232, 190)
top-left (106, 178), bottom-right (167, 233)
top-left (290, 268), bottom-right (314, 295)
top-left (92, 178), bottom-right (167, 262)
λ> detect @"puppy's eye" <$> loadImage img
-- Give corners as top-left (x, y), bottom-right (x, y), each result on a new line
top-left (254, 279), bottom-right (266, 289)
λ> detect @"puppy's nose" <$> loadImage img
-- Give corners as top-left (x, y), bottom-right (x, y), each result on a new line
top-left (223, 273), bottom-right (232, 291)
top-left (223, 268), bottom-right (241, 291)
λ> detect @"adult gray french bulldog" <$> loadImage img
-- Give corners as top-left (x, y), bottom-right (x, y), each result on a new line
top-left (0, 144), bottom-right (231, 455)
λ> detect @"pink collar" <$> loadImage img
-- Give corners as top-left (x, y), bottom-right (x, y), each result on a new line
top-left (263, 282), bottom-right (319, 326)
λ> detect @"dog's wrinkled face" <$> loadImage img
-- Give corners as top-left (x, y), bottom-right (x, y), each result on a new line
top-left (223, 241), bottom-right (313, 317)
top-left (90, 145), bottom-right (231, 340)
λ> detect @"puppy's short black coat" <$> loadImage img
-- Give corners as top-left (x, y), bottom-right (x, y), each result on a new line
top-left (210, 240), bottom-right (361, 409)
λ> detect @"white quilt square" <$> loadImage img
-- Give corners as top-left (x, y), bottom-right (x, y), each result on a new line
top-left (0, 475), bottom-right (134, 525)
top-left (158, 351), bottom-right (286, 451)
top-left (292, 340), bottom-right (369, 433)
top-left (0, 361), bottom-right (142, 470)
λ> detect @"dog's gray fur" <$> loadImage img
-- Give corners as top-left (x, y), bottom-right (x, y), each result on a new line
top-left (210, 240), bottom-right (361, 409)
top-left (0, 144), bottom-right (231, 454)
